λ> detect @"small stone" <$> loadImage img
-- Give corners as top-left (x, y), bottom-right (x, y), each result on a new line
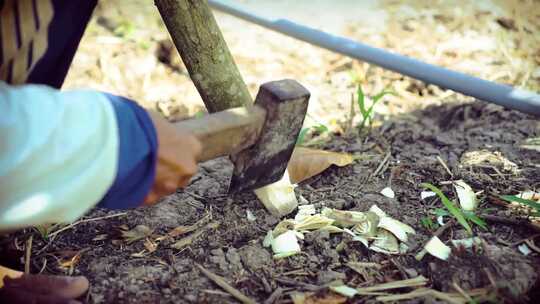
top-left (226, 247), bottom-right (243, 271)
top-left (239, 245), bottom-right (272, 271)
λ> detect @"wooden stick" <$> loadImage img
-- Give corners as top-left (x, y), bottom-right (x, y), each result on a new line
top-left (155, 0), bottom-right (252, 113)
top-left (196, 264), bottom-right (256, 304)
top-left (24, 235), bottom-right (33, 274)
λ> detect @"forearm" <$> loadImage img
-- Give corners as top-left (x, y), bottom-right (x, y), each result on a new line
top-left (0, 83), bottom-right (158, 231)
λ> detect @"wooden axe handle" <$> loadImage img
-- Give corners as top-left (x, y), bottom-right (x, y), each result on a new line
top-left (173, 106), bottom-right (266, 162)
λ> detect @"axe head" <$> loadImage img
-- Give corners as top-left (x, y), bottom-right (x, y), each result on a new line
top-left (228, 79), bottom-right (310, 193)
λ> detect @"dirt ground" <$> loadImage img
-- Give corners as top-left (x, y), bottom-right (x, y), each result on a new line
top-left (2, 0), bottom-right (540, 303)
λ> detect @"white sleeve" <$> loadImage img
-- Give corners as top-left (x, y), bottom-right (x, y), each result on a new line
top-left (0, 82), bottom-right (119, 231)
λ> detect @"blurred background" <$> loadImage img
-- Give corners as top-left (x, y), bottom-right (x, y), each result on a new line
top-left (63, 0), bottom-right (539, 130)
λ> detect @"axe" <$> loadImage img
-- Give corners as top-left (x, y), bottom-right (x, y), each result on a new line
top-left (173, 79), bottom-right (310, 203)
top-left (155, 0), bottom-right (310, 216)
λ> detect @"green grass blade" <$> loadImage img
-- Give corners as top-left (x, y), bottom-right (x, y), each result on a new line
top-left (371, 90), bottom-right (396, 103)
top-left (314, 124), bottom-right (329, 133)
top-left (420, 216), bottom-right (437, 230)
top-left (464, 212), bottom-right (488, 230)
top-left (500, 195), bottom-right (540, 211)
top-left (421, 183), bottom-right (473, 234)
top-left (356, 86), bottom-right (367, 117)
top-left (296, 128), bottom-right (310, 146)
top-left (434, 208), bottom-right (450, 217)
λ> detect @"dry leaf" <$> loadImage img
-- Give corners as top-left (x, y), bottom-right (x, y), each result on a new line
top-left (288, 147), bottom-right (354, 184)
top-left (171, 222), bottom-right (219, 250)
top-left (58, 252), bottom-right (82, 268)
top-left (143, 238), bottom-right (158, 253)
top-left (121, 225), bottom-right (153, 244)
top-left (158, 214), bottom-right (211, 241)
top-left (167, 225), bottom-right (197, 238)
top-left (57, 249), bottom-right (86, 274)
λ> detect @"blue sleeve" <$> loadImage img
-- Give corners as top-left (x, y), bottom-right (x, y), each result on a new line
top-left (97, 93), bottom-right (158, 209)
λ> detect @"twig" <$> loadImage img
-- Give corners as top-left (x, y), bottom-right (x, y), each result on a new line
top-left (390, 258), bottom-right (409, 279)
top-left (415, 220), bottom-right (455, 261)
top-left (38, 258), bottom-right (47, 274)
top-left (347, 261), bottom-right (382, 270)
top-left (509, 233), bottom-right (540, 247)
top-left (200, 289), bottom-right (234, 297)
top-left (171, 221), bottom-right (219, 249)
top-left (525, 239), bottom-right (540, 253)
top-left (356, 276), bottom-right (428, 294)
top-left (264, 287), bottom-right (284, 304)
top-left (371, 151), bottom-right (391, 177)
top-left (436, 156), bottom-right (453, 177)
top-left (24, 235), bottom-right (33, 274)
top-left (48, 212), bottom-right (128, 238)
top-left (452, 281), bottom-right (473, 302)
top-left (274, 277), bottom-right (321, 291)
top-left (196, 264), bottom-right (256, 304)
top-left (482, 214), bottom-right (540, 233)
top-left (483, 268), bottom-right (497, 289)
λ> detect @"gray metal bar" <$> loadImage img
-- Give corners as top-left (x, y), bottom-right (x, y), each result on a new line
top-left (208, 0), bottom-right (540, 116)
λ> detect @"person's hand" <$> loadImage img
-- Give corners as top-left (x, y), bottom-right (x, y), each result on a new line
top-left (0, 273), bottom-right (89, 304)
top-left (144, 112), bottom-right (201, 205)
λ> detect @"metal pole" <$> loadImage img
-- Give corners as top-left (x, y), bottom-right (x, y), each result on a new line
top-left (208, 0), bottom-right (540, 116)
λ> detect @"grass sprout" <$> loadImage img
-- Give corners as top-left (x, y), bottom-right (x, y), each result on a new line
top-left (500, 195), bottom-right (540, 216)
top-left (296, 115), bottom-right (329, 146)
top-left (356, 85), bottom-right (395, 130)
top-left (420, 216), bottom-right (437, 231)
top-left (421, 183), bottom-right (482, 235)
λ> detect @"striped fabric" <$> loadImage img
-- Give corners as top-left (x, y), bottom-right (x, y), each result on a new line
top-left (0, 0), bottom-right (54, 84)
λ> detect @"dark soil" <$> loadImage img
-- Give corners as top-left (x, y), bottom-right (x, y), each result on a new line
top-left (3, 100), bottom-right (539, 303)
